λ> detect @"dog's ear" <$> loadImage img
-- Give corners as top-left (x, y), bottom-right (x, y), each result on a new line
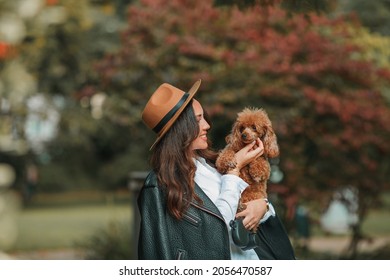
top-left (227, 121), bottom-right (242, 150)
top-left (263, 125), bottom-right (279, 158)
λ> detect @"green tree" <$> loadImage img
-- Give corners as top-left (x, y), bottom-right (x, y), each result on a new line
top-left (337, 0), bottom-right (390, 36)
top-left (1, 0), bottom-right (131, 191)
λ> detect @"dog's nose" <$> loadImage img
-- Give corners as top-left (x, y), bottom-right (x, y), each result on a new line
top-left (242, 133), bottom-right (247, 140)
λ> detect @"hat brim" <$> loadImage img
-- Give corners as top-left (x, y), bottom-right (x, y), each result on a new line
top-left (149, 79), bottom-right (201, 150)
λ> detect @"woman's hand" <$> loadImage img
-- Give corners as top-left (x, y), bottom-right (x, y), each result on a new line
top-left (227, 138), bottom-right (264, 176)
top-left (235, 199), bottom-right (268, 231)
top-left (235, 138), bottom-right (264, 169)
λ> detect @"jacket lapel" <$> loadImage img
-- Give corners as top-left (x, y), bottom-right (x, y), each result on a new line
top-left (192, 183), bottom-right (224, 221)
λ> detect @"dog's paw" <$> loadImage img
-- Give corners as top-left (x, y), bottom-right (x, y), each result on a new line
top-left (227, 161), bottom-right (237, 169)
top-left (252, 174), bottom-right (266, 182)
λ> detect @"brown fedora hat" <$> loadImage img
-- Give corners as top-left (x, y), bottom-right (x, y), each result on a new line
top-left (142, 79), bottom-right (201, 150)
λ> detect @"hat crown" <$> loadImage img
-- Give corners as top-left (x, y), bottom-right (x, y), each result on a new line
top-left (141, 79), bottom-right (201, 150)
top-left (142, 83), bottom-right (186, 132)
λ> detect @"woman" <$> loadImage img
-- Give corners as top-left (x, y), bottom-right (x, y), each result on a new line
top-left (138, 80), bottom-right (295, 260)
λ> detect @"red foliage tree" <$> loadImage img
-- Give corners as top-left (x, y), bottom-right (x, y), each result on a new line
top-left (92, 0), bottom-right (390, 256)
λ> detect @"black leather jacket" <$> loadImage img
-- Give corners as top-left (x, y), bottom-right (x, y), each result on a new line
top-left (137, 171), bottom-right (231, 260)
top-left (137, 171), bottom-right (296, 260)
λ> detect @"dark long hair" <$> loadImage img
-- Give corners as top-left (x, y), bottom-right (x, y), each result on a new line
top-left (150, 100), bottom-right (217, 219)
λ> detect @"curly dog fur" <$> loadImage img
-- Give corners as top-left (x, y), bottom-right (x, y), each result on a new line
top-left (216, 107), bottom-right (279, 210)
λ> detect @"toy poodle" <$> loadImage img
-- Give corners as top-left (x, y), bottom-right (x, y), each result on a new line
top-left (216, 107), bottom-right (279, 211)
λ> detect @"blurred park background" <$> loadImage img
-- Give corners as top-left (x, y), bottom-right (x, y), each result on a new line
top-left (0, 0), bottom-right (390, 260)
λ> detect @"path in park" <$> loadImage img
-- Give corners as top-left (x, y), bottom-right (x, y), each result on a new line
top-left (308, 236), bottom-right (390, 254)
top-left (2, 236), bottom-right (389, 260)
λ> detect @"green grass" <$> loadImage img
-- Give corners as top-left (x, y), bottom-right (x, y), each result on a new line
top-left (12, 204), bottom-right (132, 251)
top-left (358, 191), bottom-right (390, 236)
top-left (4, 190), bottom-right (390, 255)
top-left (362, 210), bottom-right (390, 236)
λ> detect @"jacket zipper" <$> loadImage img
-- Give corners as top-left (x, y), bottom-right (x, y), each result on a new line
top-left (182, 212), bottom-right (199, 226)
top-left (176, 249), bottom-right (186, 260)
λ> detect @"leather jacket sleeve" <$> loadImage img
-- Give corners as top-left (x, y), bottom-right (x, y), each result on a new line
top-left (137, 173), bottom-right (173, 260)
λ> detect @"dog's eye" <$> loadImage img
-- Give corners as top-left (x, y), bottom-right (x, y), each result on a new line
top-left (251, 125), bottom-right (257, 131)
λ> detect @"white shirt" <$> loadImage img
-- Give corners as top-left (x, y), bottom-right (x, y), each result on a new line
top-left (194, 157), bottom-right (275, 260)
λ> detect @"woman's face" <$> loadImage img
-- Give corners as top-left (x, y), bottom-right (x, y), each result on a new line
top-left (191, 99), bottom-right (210, 150)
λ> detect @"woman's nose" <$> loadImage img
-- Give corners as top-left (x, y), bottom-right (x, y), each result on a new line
top-left (202, 121), bottom-right (210, 130)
